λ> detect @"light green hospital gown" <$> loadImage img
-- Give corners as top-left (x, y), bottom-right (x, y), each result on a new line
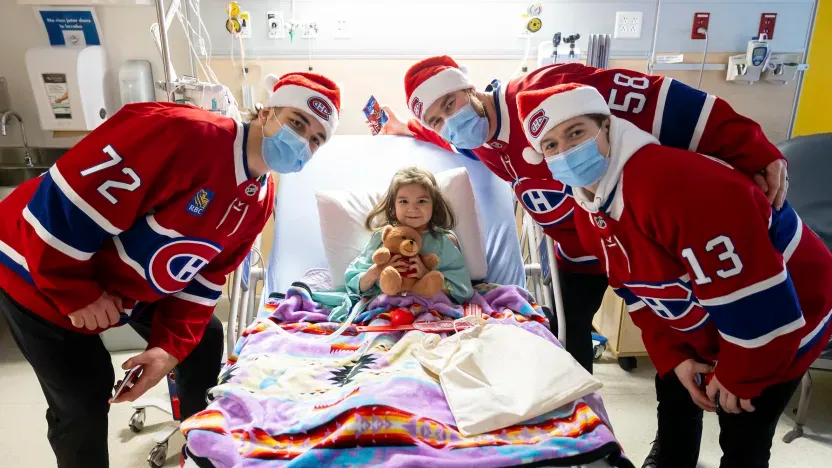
top-left (344, 229), bottom-right (474, 304)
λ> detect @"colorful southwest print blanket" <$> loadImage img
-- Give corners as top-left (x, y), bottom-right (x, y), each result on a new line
top-left (182, 285), bottom-right (632, 467)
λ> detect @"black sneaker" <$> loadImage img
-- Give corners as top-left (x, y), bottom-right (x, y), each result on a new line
top-left (642, 435), bottom-right (660, 468)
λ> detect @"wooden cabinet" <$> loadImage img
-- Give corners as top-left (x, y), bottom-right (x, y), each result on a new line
top-left (593, 287), bottom-right (649, 368)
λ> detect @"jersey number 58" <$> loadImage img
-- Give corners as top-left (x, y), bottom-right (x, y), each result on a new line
top-left (608, 73), bottom-right (649, 114)
top-left (80, 145), bottom-right (142, 204)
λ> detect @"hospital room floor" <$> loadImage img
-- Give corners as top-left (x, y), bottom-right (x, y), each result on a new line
top-left (1, 314), bottom-right (831, 468)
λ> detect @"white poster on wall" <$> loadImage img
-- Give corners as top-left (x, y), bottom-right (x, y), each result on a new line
top-left (34, 6), bottom-right (103, 48)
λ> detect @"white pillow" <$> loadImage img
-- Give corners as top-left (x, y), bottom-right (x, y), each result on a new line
top-left (316, 167), bottom-right (487, 288)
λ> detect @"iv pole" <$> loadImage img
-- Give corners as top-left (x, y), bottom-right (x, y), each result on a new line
top-left (154, 0), bottom-right (175, 102)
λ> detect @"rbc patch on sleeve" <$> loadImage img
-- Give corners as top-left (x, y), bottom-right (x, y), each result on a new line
top-left (187, 189), bottom-right (214, 216)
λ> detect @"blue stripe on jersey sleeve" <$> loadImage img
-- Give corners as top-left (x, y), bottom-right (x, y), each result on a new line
top-left (658, 80), bottom-right (707, 150)
top-left (613, 287), bottom-right (642, 306)
top-left (27, 172), bottom-right (109, 254)
top-left (769, 201), bottom-right (799, 254)
top-left (181, 280), bottom-right (223, 302)
top-left (117, 217), bottom-right (167, 269)
top-left (706, 274), bottom-right (803, 347)
top-left (0, 251), bottom-right (33, 285)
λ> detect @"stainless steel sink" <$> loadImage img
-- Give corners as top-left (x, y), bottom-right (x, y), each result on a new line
top-left (0, 166), bottom-right (49, 187)
top-left (0, 147), bottom-right (67, 167)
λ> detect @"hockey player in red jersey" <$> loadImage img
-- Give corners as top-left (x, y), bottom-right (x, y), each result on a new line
top-left (375, 55), bottom-right (788, 376)
top-left (517, 83), bottom-right (832, 468)
top-left (0, 72), bottom-right (341, 467)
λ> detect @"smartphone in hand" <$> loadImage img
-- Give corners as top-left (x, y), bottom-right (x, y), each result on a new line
top-left (112, 365), bottom-right (143, 400)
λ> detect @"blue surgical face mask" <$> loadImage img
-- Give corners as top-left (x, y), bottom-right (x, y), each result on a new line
top-left (439, 100), bottom-right (490, 149)
top-left (545, 130), bottom-right (609, 187)
top-left (261, 124), bottom-right (312, 174)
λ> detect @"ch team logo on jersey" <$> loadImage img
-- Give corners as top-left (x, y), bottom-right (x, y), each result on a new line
top-left (626, 280), bottom-right (709, 332)
top-left (528, 109), bottom-right (549, 138)
top-left (186, 189), bottom-right (214, 216)
top-left (513, 178), bottom-right (573, 228)
top-left (410, 97), bottom-right (423, 119)
top-left (147, 238), bottom-right (222, 294)
top-left (307, 97), bottom-right (332, 121)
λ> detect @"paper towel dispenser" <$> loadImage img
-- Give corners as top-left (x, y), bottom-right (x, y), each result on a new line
top-left (25, 45), bottom-right (107, 131)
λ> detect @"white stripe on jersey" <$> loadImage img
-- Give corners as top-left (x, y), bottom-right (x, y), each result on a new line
top-left (0, 240), bottom-right (29, 271)
top-left (195, 274), bottom-right (224, 291)
top-left (673, 312), bottom-right (710, 332)
top-left (688, 94), bottom-right (716, 152)
top-left (556, 243), bottom-right (598, 263)
top-left (50, 166), bottom-right (122, 236)
top-left (719, 315), bottom-right (805, 349)
top-left (113, 237), bottom-right (146, 278)
top-left (651, 78), bottom-right (672, 139)
top-left (800, 307), bottom-right (832, 349)
top-left (173, 291), bottom-right (219, 307)
top-left (147, 214), bottom-right (183, 238)
top-left (698, 268), bottom-right (788, 307)
top-left (233, 119), bottom-right (247, 185)
top-left (626, 301), bottom-right (647, 313)
top-left (783, 216), bottom-right (803, 263)
top-left (23, 207), bottom-right (94, 261)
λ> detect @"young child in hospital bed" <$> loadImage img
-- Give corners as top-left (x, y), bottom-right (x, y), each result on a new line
top-left (344, 167), bottom-right (474, 304)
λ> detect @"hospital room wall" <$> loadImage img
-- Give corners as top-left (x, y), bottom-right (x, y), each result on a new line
top-left (0, 2), bottom-right (193, 148)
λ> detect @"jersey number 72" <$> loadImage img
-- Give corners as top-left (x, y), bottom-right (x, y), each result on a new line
top-left (80, 145), bottom-right (142, 204)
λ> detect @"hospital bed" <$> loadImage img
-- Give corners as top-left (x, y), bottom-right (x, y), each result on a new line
top-left (177, 135), bottom-right (630, 468)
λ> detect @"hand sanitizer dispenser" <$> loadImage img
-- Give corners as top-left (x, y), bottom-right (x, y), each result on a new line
top-left (25, 46), bottom-right (108, 131)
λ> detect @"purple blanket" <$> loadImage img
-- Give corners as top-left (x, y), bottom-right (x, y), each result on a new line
top-left (182, 285), bottom-right (632, 468)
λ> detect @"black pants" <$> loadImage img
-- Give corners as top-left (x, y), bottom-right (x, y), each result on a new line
top-left (552, 269), bottom-right (609, 373)
top-left (654, 370), bottom-right (802, 468)
top-left (0, 288), bottom-right (224, 468)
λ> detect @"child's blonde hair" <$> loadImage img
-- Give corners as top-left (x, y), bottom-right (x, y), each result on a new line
top-left (365, 167), bottom-right (457, 235)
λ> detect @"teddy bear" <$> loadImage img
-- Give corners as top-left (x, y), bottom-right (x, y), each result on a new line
top-left (372, 225), bottom-right (444, 298)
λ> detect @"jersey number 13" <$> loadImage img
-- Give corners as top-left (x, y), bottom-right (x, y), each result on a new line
top-left (681, 235), bottom-right (744, 285)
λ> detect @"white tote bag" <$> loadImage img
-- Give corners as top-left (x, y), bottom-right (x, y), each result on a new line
top-left (412, 322), bottom-right (602, 436)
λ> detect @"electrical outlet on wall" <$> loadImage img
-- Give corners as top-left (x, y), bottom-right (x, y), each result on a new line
top-left (301, 21), bottom-right (319, 39)
top-left (614, 11), bottom-right (643, 39)
top-left (334, 19), bottom-right (350, 39)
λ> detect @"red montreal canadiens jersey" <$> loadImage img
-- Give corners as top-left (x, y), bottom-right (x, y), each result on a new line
top-left (575, 144), bottom-right (832, 399)
top-left (408, 63), bottom-right (783, 273)
top-left (0, 103), bottom-right (274, 361)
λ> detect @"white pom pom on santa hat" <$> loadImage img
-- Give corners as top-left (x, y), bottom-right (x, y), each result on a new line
top-left (523, 147), bottom-right (545, 165)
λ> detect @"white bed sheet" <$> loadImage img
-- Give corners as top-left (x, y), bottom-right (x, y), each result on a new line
top-left (264, 135), bottom-right (525, 298)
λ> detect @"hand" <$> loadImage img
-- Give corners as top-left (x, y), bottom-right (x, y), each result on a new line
top-left (68, 292), bottom-right (124, 331)
top-left (409, 255), bottom-right (427, 279)
top-left (110, 347), bottom-right (178, 404)
top-left (673, 359), bottom-right (716, 412)
top-left (752, 159), bottom-right (788, 210)
top-left (374, 106), bottom-right (413, 137)
top-left (706, 374), bottom-right (756, 414)
top-left (385, 254), bottom-right (410, 274)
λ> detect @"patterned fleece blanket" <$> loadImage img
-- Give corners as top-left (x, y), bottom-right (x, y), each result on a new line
top-left (182, 285), bottom-right (633, 468)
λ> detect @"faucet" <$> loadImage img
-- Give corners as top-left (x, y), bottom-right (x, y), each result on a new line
top-left (1, 110), bottom-right (32, 167)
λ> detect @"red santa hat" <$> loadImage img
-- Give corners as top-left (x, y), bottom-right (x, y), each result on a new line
top-left (404, 56), bottom-right (475, 123)
top-left (516, 83), bottom-right (610, 164)
top-left (264, 72), bottom-right (340, 138)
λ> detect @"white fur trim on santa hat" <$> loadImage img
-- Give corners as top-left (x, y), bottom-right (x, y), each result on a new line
top-left (409, 67), bottom-right (474, 122)
top-left (266, 84), bottom-right (339, 138)
top-left (523, 147), bottom-right (544, 165)
top-left (523, 87), bottom-right (610, 152)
